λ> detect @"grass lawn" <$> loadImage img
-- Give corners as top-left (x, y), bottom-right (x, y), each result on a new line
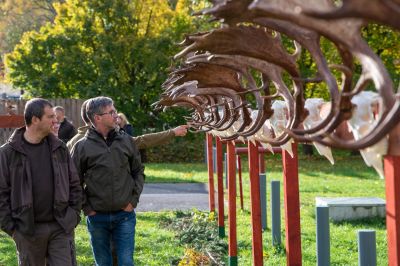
top-left (0, 149), bottom-right (387, 265)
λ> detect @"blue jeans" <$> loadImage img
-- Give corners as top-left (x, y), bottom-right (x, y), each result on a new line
top-left (87, 210), bottom-right (136, 266)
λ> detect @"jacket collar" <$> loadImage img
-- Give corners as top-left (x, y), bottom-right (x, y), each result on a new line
top-left (8, 127), bottom-right (63, 154)
top-left (86, 127), bottom-right (121, 146)
top-left (60, 117), bottom-right (70, 126)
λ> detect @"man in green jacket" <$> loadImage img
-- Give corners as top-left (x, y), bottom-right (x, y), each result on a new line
top-left (71, 96), bottom-right (144, 266)
top-left (0, 98), bottom-right (82, 265)
top-left (68, 99), bottom-right (187, 265)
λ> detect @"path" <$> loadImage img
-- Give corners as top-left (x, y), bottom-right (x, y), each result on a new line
top-left (136, 183), bottom-right (214, 212)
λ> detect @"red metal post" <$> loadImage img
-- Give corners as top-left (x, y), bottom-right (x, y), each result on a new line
top-left (282, 143), bottom-right (302, 266)
top-left (236, 147), bottom-right (282, 154)
top-left (236, 155), bottom-right (244, 210)
top-left (384, 155), bottom-right (400, 265)
top-left (206, 134), bottom-right (215, 212)
top-left (227, 141), bottom-right (238, 265)
top-left (248, 141), bottom-right (263, 266)
top-left (216, 137), bottom-right (225, 237)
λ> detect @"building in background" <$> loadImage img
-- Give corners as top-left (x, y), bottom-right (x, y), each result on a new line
top-left (0, 82), bottom-right (21, 100)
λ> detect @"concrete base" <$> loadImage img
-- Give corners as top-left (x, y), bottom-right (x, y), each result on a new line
top-left (315, 197), bottom-right (385, 222)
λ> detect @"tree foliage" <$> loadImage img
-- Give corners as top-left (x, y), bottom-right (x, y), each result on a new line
top-left (299, 25), bottom-right (400, 100)
top-left (5, 0), bottom-right (213, 133)
top-left (0, 0), bottom-right (62, 55)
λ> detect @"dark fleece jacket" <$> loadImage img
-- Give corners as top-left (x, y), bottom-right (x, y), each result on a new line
top-left (0, 127), bottom-right (82, 236)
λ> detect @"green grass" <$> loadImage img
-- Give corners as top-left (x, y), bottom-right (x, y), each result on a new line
top-left (144, 163), bottom-right (207, 183)
top-left (229, 151), bottom-right (387, 265)
top-left (0, 149), bottom-right (388, 265)
top-left (0, 213), bottom-right (184, 266)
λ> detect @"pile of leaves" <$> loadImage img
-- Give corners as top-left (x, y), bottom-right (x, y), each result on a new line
top-left (178, 248), bottom-right (211, 266)
top-left (160, 210), bottom-right (228, 265)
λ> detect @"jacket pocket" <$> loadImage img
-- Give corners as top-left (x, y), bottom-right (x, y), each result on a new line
top-left (54, 205), bottom-right (79, 233)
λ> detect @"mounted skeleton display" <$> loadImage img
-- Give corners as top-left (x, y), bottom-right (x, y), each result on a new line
top-left (154, 1), bottom-right (400, 264)
top-left (154, 0), bottom-right (400, 177)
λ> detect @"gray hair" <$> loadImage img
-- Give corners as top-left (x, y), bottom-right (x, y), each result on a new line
top-left (81, 100), bottom-right (90, 125)
top-left (86, 96), bottom-right (114, 125)
top-left (53, 106), bottom-right (65, 113)
top-left (24, 98), bottom-right (53, 126)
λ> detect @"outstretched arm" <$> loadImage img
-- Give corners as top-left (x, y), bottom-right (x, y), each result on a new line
top-left (172, 125), bottom-right (188, 137)
top-left (132, 125), bottom-right (188, 149)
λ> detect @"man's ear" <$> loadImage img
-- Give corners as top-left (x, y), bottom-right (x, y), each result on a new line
top-left (31, 116), bottom-right (40, 125)
top-left (92, 114), bottom-right (102, 126)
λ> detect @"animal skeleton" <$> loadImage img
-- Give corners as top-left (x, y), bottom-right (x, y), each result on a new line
top-left (154, 0), bottom-right (400, 176)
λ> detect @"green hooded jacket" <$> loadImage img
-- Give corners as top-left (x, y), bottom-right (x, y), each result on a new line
top-left (71, 128), bottom-right (145, 215)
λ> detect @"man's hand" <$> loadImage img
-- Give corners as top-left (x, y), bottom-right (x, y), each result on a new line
top-left (122, 203), bottom-right (134, 212)
top-left (172, 125), bottom-right (188, 137)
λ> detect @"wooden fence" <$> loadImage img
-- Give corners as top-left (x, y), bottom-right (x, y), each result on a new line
top-left (0, 98), bottom-right (85, 144)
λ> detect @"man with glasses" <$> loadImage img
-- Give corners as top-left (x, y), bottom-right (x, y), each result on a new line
top-left (71, 96), bottom-right (144, 266)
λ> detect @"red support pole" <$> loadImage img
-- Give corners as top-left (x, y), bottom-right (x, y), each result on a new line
top-left (206, 134), bottom-right (215, 212)
top-left (248, 141), bottom-right (263, 266)
top-left (216, 137), bottom-right (225, 237)
top-left (282, 143), bottom-right (302, 266)
top-left (237, 155), bottom-right (244, 210)
top-left (384, 155), bottom-right (400, 265)
top-left (227, 141), bottom-right (238, 265)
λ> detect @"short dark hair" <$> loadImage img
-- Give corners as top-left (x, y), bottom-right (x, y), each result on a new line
top-left (24, 98), bottom-right (53, 126)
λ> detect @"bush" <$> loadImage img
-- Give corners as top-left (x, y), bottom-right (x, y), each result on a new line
top-left (160, 210), bottom-right (228, 265)
top-left (146, 132), bottom-right (205, 163)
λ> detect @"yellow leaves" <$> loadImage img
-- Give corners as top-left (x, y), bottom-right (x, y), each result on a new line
top-left (178, 248), bottom-right (210, 266)
top-left (51, 62), bottom-right (58, 71)
top-left (175, 0), bottom-right (189, 13)
top-left (208, 211), bottom-right (215, 222)
top-left (133, 0), bottom-right (170, 37)
top-left (132, 0), bottom-right (192, 38)
top-left (183, 172), bottom-right (194, 179)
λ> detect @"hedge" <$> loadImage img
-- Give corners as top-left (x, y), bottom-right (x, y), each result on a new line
top-left (146, 132), bottom-right (206, 163)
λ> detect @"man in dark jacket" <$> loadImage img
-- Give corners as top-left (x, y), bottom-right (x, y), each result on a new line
top-left (71, 96), bottom-right (145, 266)
top-left (54, 106), bottom-right (77, 143)
top-left (0, 98), bottom-right (82, 265)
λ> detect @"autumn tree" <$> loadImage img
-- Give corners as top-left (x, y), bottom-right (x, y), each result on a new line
top-left (5, 0), bottom-right (212, 132)
top-left (0, 0), bottom-right (64, 55)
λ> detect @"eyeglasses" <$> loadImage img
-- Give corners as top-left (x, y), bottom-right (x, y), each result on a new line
top-left (97, 110), bottom-right (117, 116)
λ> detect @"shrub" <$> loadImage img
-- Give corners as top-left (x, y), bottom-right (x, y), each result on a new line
top-left (160, 210), bottom-right (228, 265)
top-left (146, 132), bottom-right (205, 163)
